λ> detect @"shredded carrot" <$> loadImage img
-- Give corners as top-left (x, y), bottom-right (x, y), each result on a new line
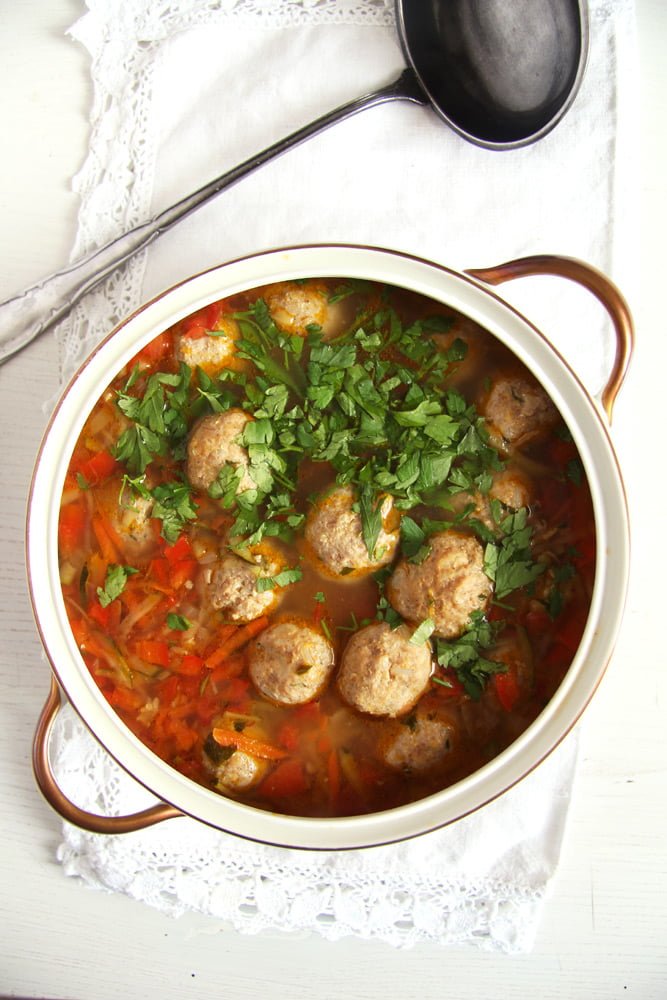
top-left (205, 617), bottom-right (269, 669)
top-left (203, 627), bottom-right (238, 669)
top-left (211, 727), bottom-right (287, 761)
top-left (210, 653), bottom-right (246, 683)
top-left (91, 513), bottom-right (123, 564)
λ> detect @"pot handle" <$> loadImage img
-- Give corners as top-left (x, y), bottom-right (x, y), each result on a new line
top-left (33, 675), bottom-right (183, 834)
top-left (465, 255), bottom-right (634, 422)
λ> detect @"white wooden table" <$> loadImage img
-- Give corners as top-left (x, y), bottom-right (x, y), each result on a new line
top-left (1, 3), bottom-right (666, 997)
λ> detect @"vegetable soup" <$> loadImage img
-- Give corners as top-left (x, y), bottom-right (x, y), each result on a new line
top-left (57, 278), bottom-right (595, 817)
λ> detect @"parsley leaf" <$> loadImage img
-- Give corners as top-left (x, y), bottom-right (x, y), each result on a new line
top-left (151, 480), bottom-right (198, 543)
top-left (483, 508), bottom-right (545, 598)
top-left (255, 566), bottom-right (303, 592)
top-left (167, 613), bottom-right (192, 631)
top-left (409, 617), bottom-right (436, 646)
top-left (434, 611), bottom-right (504, 699)
top-left (96, 564), bottom-right (138, 608)
top-left (357, 486), bottom-right (384, 561)
top-left (114, 364), bottom-right (192, 474)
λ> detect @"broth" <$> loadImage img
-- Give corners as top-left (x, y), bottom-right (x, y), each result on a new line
top-left (57, 278), bottom-right (595, 817)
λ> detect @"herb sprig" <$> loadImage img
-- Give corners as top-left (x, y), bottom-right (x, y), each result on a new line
top-left (434, 611), bottom-right (505, 700)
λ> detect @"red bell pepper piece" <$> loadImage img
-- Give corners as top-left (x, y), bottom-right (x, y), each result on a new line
top-left (172, 653), bottom-right (205, 677)
top-left (130, 331), bottom-right (173, 368)
top-left (78, 449), bottom-right (118, 486)
top-left (260, 760), bottom-right (308, 799)
top-left (133, 639), bottom-right (171, 668)
top-left (58, 502), bottom-right (87, 554)
top-left (494, 667), bottom-right (520, 712)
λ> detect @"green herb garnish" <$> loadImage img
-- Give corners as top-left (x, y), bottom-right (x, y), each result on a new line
top-left (96, 564), bottom-right (138, 608)
top-left (150, 480), bottom-right (198, 543)
top-left (167, 613), bottom-right (192, 631)
top-left (483, 507), bottom-right (544, 599)
top-left (434, 612), bottom-right (505, 700)
top-left (255, 567), bottom-right (303, 592)
top-left (409, 617), bottom-right (436, 646)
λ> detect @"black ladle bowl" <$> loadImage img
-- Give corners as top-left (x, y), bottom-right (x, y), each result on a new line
top-left (0, 0), bottom-right (588, 363)
top-left (399, 0), bottom-right (588, 148)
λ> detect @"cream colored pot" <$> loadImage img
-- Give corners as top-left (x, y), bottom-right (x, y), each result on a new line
top-left (27, 245), bottom-right (632, 850)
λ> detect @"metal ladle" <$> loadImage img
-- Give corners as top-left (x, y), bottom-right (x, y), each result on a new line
top-left (0, 0), bottom-right (588, 365)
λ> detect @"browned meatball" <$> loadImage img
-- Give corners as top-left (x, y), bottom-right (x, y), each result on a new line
top-left (480, 372), bottom-right (558, 449)
top-left (96, 481), bottom-right (157, 559)
top-left (175, 315), bottom-right (240, 374)
top-left (248, 619), bottom-right (335, 706)
top-left (210, 750), bottom-right (269, 792)
top-left (380, 711), bottom-right (458, 774)
top-left (387, 531), bottom-right (492, 639)
top-left (448, 468), bottom-right (534, 529)
top-left (304, 485), bottom-right (399, 579)
top-left (260, 279), bottom-right (355, 340)
top-left (337, 622), bottom-right (432, 718)
top-left (202, 545), bottom-right (287, 623)
top-left (431, 316), bottom-right (487, 386)
top-left (186, 408), bottom-right (254, 493)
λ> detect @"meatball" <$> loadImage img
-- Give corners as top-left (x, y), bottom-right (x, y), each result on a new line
top-left (186, 408), bottom-right (254, 494)
top-left (203, 735), bottom-right (269, 792)
top-left (304, 485), bottom-right (400, 579)
top-left (489, 468), bottom-right (533, 510)
top-left (175, 316), bottom-right (240, 374)
top-left (248, 619), bottom-right (335, 706)
top-left (387, 531), bottom-right (492, 640)
top-left (96, 481), bottom-right (157, 559)
top-left (337, 621), bottom-right (432, 718)
top-left (431, 316), bottom-right (486, 386)
top-left (261, 279), bottom-right (353, 340)
top-left (479, 372), bottom-right (558, 448)
top-left (457, 468), bottom-right (534, 530)
top-left (212, 750), bottom-right (269, 792)
top-left (204, 545), bottom-right (287, 623)
top-left (381, 712), bottom-right (457, 774)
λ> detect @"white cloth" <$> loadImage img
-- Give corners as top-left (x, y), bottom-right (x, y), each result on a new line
top-left (48, 0), bottom-right (638, 952)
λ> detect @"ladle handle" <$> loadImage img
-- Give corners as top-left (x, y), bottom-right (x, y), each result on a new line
top-left (33, 675), bottom-right (182, 834)
top-left (0, 69), bottom-right (426, 367)
top-left (466, 255), bottom-right (634, 422)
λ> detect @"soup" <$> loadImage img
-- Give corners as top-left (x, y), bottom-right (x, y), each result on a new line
top-left (57, 278), bottom-right (595, 817)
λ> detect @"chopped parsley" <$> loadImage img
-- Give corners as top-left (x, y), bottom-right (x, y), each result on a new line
top-left (409, 617), bottom-right (436, 646)
top-left (114, 364), bottom-right (191, 475)
top-left (483, 508), bottom-right (545, 599)
top-left (96, 564), bottom-right (138, 608)
top-left (434, 612), bottom-right (505, 700)
top-left (120, 474), bottom-right (198, 544)
top-left (110, 295), bottom-right (540, 679)
top-left (255, 567), bottom-right (303, 592)
top-left (150, 480), bottom-right (199, 543)
top-left (167, 613), bottom-right (192, 631)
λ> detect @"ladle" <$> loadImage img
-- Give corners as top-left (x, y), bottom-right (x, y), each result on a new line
top-left (0, 0), bottom-right (588, 364)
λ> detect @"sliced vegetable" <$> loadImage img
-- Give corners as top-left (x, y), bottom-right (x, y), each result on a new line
top-left (204, 617), bottom-right (269, 669)
top-left (211, 728), bottom-right (288, 761)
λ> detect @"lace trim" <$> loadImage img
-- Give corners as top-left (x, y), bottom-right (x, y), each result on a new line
top-left (52, 705), bottom-right (561, 952)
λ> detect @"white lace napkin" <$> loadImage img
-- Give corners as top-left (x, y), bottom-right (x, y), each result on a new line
top-left (47, 0), bottom-right (637, 952)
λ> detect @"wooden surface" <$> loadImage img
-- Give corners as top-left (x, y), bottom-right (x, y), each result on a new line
top-left (1, 2), bottom-right (666, 997)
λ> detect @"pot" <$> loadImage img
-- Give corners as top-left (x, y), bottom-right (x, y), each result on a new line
top-left (27, 245), bottom-right (632, 850)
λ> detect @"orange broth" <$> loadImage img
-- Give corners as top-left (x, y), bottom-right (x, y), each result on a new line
top-left (57, 278), bottom-right (595, 817)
